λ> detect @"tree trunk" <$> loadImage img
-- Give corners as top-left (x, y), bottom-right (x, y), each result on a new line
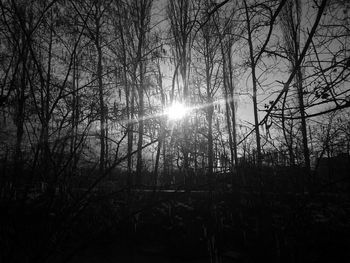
top-left (244, 1), bottom-right (262, 169)
top-left (207, 108), bottom-right (214, 184)
top-left (14, 32), bottom-right (28, 179)
top-left (220, 40), bottom-right (235, 184)
top-left (228, 45), bottom-right (239, 173)
top-left (42, 11), bottom-right (53, 178)
top-left (118, 12), bottom-right (133, 187)
top-left (136, 57), bottom-right (144, 186)
top-left (154, 60), bottom-right (166, 186)
top-left (296, 69), bottom-right (311, 189)
top-left (96, 22), bottom-right (105, 173)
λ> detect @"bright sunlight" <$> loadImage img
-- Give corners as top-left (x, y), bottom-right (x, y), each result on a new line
top-left (166, 102), bottom-right (188, 120)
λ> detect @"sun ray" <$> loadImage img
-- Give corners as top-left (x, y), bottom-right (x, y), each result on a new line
top-left (115, 97), bottom-right (236, 127)
top-left (165, 102), bottom-right (188, 120)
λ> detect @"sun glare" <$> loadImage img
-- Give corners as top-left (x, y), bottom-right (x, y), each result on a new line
top-left (166, 102), bottom-right (188, 120)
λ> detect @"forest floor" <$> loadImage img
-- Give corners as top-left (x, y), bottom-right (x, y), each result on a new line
top-left (2, 186), bottom-right (350, 262)
top-left (60, 189), bottom-right (350, 263)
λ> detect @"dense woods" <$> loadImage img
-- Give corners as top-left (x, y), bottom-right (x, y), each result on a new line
top-left (1, 0), bottom-right (350, 262)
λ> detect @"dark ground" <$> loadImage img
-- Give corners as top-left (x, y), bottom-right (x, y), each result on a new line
top-left (2, 187), bottom-right (350, 263)
top-left (59, 190), bottom-right (350, 262)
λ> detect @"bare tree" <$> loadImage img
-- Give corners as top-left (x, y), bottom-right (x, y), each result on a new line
top-left (280, 0), bottom-right (311, 188)
top-left (167, 0), bottom-right (200, 180)
top-left (193, 2), bottom-right (222, 186)
top-left (213, 3), bottom-right (241, 184)
top-left (242, 0), bottom-right (286, 170)
top-left (131, 0), bottom-right (153, 184)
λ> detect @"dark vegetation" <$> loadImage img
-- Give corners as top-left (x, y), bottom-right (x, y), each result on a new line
top-left (2, 164), bottom-right (350, 262)
top-left (1, 0), bottom-right (350, 262)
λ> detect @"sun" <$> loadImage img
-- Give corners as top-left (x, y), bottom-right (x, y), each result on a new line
top-left (166, 102), bottom-right (188, 120)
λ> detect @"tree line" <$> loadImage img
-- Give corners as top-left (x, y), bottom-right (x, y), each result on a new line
top-left (0, 0), bottom-right (349, 197)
